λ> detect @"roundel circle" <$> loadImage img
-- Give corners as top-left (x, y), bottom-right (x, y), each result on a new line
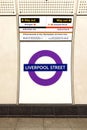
top-left (28, 50), bottom-right (63, 86)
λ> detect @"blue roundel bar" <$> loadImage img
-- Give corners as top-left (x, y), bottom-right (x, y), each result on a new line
top-left (24, 64), bottom-right (67, 71)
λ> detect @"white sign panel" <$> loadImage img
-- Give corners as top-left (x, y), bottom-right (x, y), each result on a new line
top-left (19, 42), bottom-right (72, 104)
top-left (19, 16), bottom-right (73, 41)
top-left (19, 16), bottom-right (73, 104)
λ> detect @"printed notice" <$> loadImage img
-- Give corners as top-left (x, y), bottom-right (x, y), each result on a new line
top-left (19, 16), bottom-right (73, 41)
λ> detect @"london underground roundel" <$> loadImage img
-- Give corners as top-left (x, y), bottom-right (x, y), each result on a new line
top-left (24, 50), bottom-right (67, 86)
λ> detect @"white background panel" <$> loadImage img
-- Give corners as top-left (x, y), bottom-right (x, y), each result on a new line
top-left (19, 42), bottom-right (72, 104)
top-left (0, 16), bottom-right (17, 104)
top-left (77, 0), bottom-right (87, 15)
top-left (0, 0), bottom-right (16, 15)
top-left (74, 16), bottom-right (87, 104)
top-left (18, 0), bottom-right (75, 15)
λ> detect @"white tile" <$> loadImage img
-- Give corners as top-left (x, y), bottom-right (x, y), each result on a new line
top-left (16, 118), bottom-right (43, 128)
top-left (0, 118), bottom-right (18, 128)
top-left (68, 118), bottom-right (87, 128)
top-left (44, 118), bottom-right (70, 128)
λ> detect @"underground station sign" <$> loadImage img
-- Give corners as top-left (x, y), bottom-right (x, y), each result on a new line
top-left (19, 16), bottom-right (73, 104)
top-left (24, 50), bottom-right (67, 86)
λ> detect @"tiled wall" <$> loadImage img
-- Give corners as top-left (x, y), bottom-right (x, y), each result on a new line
top-left (0, 0), bottom-right (87, 104)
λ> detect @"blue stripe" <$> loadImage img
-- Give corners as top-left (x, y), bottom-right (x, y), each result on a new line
top-left (24, 64), bottom-right (67, 71)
